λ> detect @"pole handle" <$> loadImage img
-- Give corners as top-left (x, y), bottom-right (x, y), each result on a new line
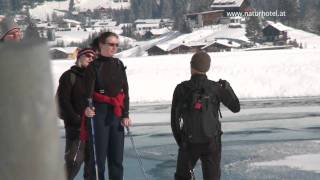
top-left (88, 98), bottom-right (93, 109)
top-left (126, 127), bottom-right (131, 134)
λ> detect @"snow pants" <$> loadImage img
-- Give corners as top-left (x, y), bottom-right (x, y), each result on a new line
top-left (64, 129), bottom-right (90, 180)
top-left (175, 136), bottom-right (222, 180)
top-left (87, 102), bottom-right (124, 180)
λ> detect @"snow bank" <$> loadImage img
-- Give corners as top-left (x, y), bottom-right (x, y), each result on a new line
top-left (51, 49), bottom-right (320, 103)
top-left (253, 153), bottom-right (320, 173)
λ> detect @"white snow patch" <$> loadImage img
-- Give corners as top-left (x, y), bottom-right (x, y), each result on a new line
top-left (51, 49), bottom-right (320, 103)
top-left (253, 153), bottom-right (320, 173)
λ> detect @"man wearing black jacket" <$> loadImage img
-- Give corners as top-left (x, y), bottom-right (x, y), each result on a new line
top-left (56, 48), bottom-right (96, 180)
top-left (171, 51), bottom-right (240, 180)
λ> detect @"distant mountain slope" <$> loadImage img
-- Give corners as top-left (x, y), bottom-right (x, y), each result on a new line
top-left (30, 0), bottom-right (130, 20)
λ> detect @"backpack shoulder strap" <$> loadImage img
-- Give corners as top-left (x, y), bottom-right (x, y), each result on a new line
top-left (206, 80), bottom-right (223, 118)
top-left (115, 58), bottom-right (127, 72)
top-left (70, 72), bottom-right (76, 87)
top-left (93, 60), bottom-right (104, 93)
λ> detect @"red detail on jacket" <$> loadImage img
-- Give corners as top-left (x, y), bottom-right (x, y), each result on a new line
top-left (194, 102), bottom-right (203, 110)
top-left (80, 92), bottom-right (125, 142)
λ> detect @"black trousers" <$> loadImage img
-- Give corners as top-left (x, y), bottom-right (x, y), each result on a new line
top-left (87, 102), bottom-right (124, 180)
top-left (64, 135), bottom-right (90, 180)
top-left (175, 137), bottom-right (222, 180)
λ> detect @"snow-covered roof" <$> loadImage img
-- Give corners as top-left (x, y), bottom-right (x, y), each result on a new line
top-left (265, 21), bottom-right (289, 32)
top-left (63, 19), bottom-right (81, 25)
top-left (149, 28), bottom-right (170, 35)
top-left (185, 10), bottom-right (224, 16)
top-left (156, 43), bottom-right (190, 51)
top-left (50, 47), bottom-right (79, 54)
top-left (186, 41), bottom-right (207, 47)
top-left (202, 39), bottom-right (241, 49)
top-left (64, 47), bottom-right (79, 54)
top-left (118, 23), bottom-right (133, 28)
top-left (211, 0), bottom-right (245, 8)
top-left (136, 23), bottom-right (159, 28)
top-left (135, 19), bottom-right (164, 24)
top-left (50, 47), bottom-right (67, 54)
top-left (93, 20), bottom-right (117, 27)
top-left (91, 19), bottom-right (113, 22)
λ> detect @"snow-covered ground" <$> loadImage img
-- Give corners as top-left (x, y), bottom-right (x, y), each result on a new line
top-left (117, 24), bottom-right (249, 58)
top-left (253, 152), bottom-right (320, 173)
top-left (69, 98), bottom-right (320, 179)
top-left (116, 31), bottom-right (182, 58)
top-left (30, 0), bottom-right (130, 21)
top-left (118, 22), bottom-right (320, 58)
top-left (53, 28), bottom-right (135, 46)
top-left (267, 21), bottom-right (320, 49)
top-left (51, 49), bottom-right (320, 104)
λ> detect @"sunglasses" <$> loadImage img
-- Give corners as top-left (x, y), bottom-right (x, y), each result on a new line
top-left (85, 54), bottom-right (95, 59)
top-left (104, 42), bottom-right (119, 47)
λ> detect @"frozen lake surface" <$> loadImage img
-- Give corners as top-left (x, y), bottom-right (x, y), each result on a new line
top-left (65, 97), bottom-right (320, 180)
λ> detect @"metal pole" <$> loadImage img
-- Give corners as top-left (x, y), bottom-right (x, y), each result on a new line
top-left (126, 127), bottom-right (149, 180)
top-left (88, 98), bottom-right (99, 180)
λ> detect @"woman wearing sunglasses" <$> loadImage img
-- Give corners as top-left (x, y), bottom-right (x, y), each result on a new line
top-left (83, 32), bottom-right (131, 180)
top-left (56, 48), bottom-right (96, 180)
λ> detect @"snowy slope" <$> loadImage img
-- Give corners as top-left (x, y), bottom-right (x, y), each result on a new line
top-left (117, 24), bottom-right (248, 58)
top-left (267, 21), bottom-right (320, 49)
top-left (30, 1), bottom-right (69, 20)
top-left (30, 0), bottom-right (130, 21)
top-left (51, 49), bottom-right (320, 103)
top-left (74, 0), bottom-right (130, 11)
top-left (118, 23), bottom-right (320, 58)
top-left (116, 31), bottom-right (182, 58)
top-left (287, 28), bottom-right (320, 49)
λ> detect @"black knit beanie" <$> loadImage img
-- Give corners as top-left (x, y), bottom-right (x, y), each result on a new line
top-left (190, 51), bottom-right (211, 72)
top-left (0, 16), bottom-right (19, 40)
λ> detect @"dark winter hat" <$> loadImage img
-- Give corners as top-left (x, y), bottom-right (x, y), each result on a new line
top-left (77, 48), bottom-right (96, 60)
top-left (0, 16), bottom-right (20, 40)
top-left (190, 51), bottom-right (211, 72)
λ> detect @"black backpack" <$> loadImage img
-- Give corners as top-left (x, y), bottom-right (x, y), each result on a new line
top-left (180, 81), bottom-right (222, 143)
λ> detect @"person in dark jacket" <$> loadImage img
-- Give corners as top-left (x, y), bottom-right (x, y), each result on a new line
top-left (84, 32), bottom-right (131, 180)
top-left (0, 16), bottom-right (22, 42)
top-left (56, 48), bottom-right (96, 180)
top-left (171, 51), bottom-right (240, 180)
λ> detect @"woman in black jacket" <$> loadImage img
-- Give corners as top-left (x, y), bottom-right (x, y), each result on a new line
top-left (56, 48), bottom-right (96, 180)
top-left (84, 32), bottom-right (131, 180)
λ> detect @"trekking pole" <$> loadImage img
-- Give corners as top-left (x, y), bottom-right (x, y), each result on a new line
top-left (73, 141), bottom-right (81, 163)
top-left (88, 98), bottom-right (99, 180)
top-left (126, 127), bottom-right (149, 180)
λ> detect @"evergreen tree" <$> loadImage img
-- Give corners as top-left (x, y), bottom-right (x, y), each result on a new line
top-left (246, 16), bottom-right (262, 43)
top-left (190, 0), bottom-right (211, 13)
top-left (68, 0), bottom-right (75, 17)
top-left (0, 0), bottom-right (12, 15)
top-left (24, 7), bottom-right (40, 40)
top-left (278, 0), bottom-right (300, 26)
top-left (160, 0), bottom-right (173, 18)
top-left (301, 0), bottom-right (320, 34)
